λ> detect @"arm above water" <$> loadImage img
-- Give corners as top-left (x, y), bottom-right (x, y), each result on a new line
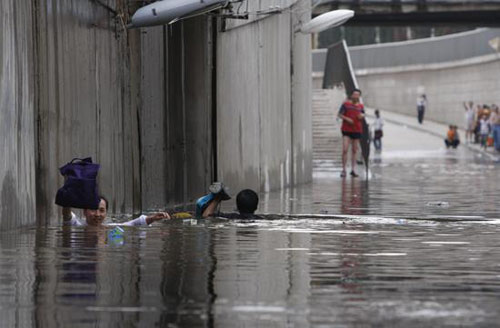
top-left (62, 207), bottom-right (72, 222)
top-left (121, 212), bottom-right (171, 226)
top-left (202, 195), bottom-right (222, 218)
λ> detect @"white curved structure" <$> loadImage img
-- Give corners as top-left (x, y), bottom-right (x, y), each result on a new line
top-left (300, 10), bottom-right (354, 34)
top-left (130, 0), bottom-right (228, 28)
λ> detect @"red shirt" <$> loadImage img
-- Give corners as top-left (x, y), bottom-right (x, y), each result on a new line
top-left (339, 101), bottom-right (364, 133)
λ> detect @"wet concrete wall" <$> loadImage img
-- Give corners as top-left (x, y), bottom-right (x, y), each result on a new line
top-left (0, 0), bottom-right (37, 229)
top-left (356, 55), bottom-right (500, 128)
top-left (1, 0), bottom-right (312, 229)
top-left (34, 1), bottom-right (214, 224)
top-left (34, 0), bottom-right (142, 223)
top-left (291, 0), bottom-right (314, 186)
top-left (217, 0), bottom-right (312, 192)
top-left (139, 19), bottom-right (214, 211)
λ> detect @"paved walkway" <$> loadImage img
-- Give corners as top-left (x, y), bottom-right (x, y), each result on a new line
top-left (365, 108), bottom-right (500, 162)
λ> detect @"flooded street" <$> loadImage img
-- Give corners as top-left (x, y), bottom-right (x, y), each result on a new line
top-left (1, 121), bottom-right (500, 327)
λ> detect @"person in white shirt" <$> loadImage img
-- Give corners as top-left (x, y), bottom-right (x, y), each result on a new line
top-left (372, 109), bottom-right (384, 151)
top-left (478, 114), bottom-right (490, 149)
top-left (463, 101), bottom-right (475, 143)
top-left (416, 94), bottom-right (427, 124)
top-left (62, 195), bottom-right (170, 227)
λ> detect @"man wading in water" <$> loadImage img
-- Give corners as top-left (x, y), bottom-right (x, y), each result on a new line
top-left (338, 88), bottom-right (365, 178)
top-left (62, 196), bottom-right (170, 227)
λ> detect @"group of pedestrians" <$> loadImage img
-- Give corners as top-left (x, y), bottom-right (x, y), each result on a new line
top-left (464, 101), bottom-right (500, 150)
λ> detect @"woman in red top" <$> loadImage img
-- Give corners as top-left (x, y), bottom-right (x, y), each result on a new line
top-left (338, 89), bottom-right (365, 178)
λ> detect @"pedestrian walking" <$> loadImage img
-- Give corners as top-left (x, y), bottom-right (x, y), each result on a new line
top-left (417, 94), bottom-right (427, 124)
top-left (463, 101), bottom-right (475, 143)
top-left (338, 89), bottom-right (365, 178)
top-left (473, 104), bottom-right (483, 143)
top-left (373, 109), bottom-right (384, 151)
top-left (479, 114), bottom-right (490, 149)
top-left (489, 105), bottom-right (500, 151)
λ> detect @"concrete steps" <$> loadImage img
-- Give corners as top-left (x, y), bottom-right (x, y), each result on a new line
top-left (312, 89), bottom-right (344, 170)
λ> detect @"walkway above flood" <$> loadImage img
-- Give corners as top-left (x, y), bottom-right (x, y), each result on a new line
top-left (307, 96), bottom-right (499, 218)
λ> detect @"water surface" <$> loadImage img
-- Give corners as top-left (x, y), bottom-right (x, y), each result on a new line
top-left (1, 121), bottom-right (499, 327)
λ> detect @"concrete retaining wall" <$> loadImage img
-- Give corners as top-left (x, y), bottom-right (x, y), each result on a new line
top-left (0, 0), bottom-right (37, 230)
top-left (291, 0), bottom-right (313, 186)
top-left (351, 28), bottom-right (500, 129)
top-left (217, 0), bottom-right (312, 192)
top-left (34, 1), bottom-right (216, 224)
top-left (139, 19), bottom-right (214, 212)
top-left (1, 0), bottom-right (312, 228)
top-left (34, 0), bottom-right (142, 224)
top-left (356, 54), bottom-right (500, 128)
top-left (350, 28), bottom-right (500, 70)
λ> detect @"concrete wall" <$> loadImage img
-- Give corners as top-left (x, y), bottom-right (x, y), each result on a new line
top-left (1, 0), bottom-right (312, 228)
top-left (139, 19), bottom-right (214, 211)
top-left (356, 54), bottom-right (500, 128)
top-left (291, 0), bottom-right (313, 185)
top-left (0, 0), bottom-right (37, 229)
top-left (34, 0), bottom-right (142, 223)
top-left (349, 28), bottom-right (500, 128)
top-left (217, 0), bottom-right (312, 192)
top-left (350, 28), bottom-right (500, 70)
top-left (33, 1), bottom-right (215, 224)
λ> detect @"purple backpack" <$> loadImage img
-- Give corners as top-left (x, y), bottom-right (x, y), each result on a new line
top-left (55, 157), bottom-right (101, 209)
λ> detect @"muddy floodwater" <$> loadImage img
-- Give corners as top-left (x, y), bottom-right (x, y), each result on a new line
top-left (1, 122), bottom-right (499, 327)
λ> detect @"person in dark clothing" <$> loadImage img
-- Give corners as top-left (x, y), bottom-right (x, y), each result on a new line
top-left (196, 183), bottom-right (262, 220)
top-left (417, 94), bottom-right (427, 124)
top-left (372, 109), bottom-right (384, 151)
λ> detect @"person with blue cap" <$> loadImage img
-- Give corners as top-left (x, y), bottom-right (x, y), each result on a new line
top-left (196, 182), bottom-right (262, 220)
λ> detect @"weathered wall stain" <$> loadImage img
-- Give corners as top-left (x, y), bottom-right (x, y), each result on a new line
top-left (1, 0), bottom-right (37, 229)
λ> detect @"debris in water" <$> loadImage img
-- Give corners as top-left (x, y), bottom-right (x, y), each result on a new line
top-left (426, 201), bottom-right (450, 208)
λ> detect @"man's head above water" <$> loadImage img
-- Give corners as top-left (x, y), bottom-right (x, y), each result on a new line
top-left (83, 196), bottom-right (108, 226)
top-left (236, 189), bottom-right (259, 214)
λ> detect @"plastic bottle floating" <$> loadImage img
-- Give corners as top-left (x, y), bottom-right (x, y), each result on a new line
top-left (108, 226), bottom-right (125, 245)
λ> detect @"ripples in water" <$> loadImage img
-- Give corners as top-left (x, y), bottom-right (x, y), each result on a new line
top-left (1, 215), bottom-right (500, 327)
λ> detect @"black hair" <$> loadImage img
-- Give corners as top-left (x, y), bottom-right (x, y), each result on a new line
top-left (236, 189), bottom-right (259, 214)
top-left (99, 195), bottom-right (109, 210)
top-left (375, 109), bottom-right (380, 116)
top-left (351, 88), bottom-right (362, 96)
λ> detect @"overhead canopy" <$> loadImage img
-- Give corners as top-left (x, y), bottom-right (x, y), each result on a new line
top-left (130, 0), bottom-right (228, 28)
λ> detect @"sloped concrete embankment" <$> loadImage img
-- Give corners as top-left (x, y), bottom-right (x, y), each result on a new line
top-left (353, 29), bottom-right (500, 128)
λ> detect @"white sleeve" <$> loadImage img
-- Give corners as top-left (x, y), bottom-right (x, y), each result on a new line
top-left (121, 215), bottom-right (148, 226)
top-left (64, 212), bottom-right (84, 226)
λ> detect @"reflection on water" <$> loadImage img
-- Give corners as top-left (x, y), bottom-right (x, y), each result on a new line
top-left (258, 147), bottom-right (499, 220)
top-left (1, 135), bottom-right (499, 327)
top-left (3, 218), bottom-right (500, 327)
